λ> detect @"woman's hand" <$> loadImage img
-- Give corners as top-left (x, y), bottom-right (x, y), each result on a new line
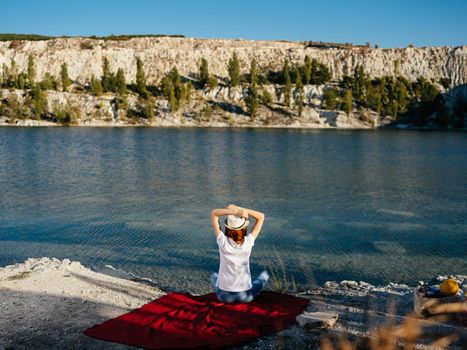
top-left (227, 204), bottom-right (248, 218)
top-left (237, 208), bottom-right (249, 219)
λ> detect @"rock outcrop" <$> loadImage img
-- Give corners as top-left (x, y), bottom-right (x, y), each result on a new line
top-left (0, 87), bottom-right (379, 129)
top-left (0, 37), bottom-right (466, 87)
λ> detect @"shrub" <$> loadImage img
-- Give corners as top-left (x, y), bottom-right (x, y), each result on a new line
top-left (207, 76), bottom-right (218, 90)
top-left (323, 87), bottom-right (338, 110)
top-left (200, 104), bottom-right (213, 122)
top-left (260, 89), bottom-right (273, 106)
top-left (80, 41), bottom-right (94, 50)
top-left (52, 102), bottom-right (79, 126)
top-left (1, 95), bottom-right (28, 120)
top-left (41, 73), bottom-right (58, 90)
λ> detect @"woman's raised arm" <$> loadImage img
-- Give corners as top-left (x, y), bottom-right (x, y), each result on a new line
top-left (210, 206), bottom-right (246, 238)
top-left (227, 205), bottom-right (265, 240)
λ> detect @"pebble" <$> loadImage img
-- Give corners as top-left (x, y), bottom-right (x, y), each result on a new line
top-left (323, 281), bottom-right (339, 289)
top-left (340, 280), bottom-right (359, 288)
top-left (359, 281), bottom-right (371, 288)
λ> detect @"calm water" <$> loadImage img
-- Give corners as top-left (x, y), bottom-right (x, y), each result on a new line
top-left (0, 127), bottom-right (466, 292)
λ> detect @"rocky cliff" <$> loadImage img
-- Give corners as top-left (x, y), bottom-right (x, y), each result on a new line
top-left (0, 37), bottom-right (466, 87)
top-left (0, 86), bottom-right (379, 129)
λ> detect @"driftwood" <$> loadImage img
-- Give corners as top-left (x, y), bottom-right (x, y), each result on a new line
top-left (296, 311), bottom-right (338, 328)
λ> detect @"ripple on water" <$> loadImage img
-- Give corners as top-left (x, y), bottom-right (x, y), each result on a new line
top-left (0, 128), bottom-right (466, 291)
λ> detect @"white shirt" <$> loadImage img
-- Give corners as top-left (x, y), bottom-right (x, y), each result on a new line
top-left (216, 233), bottom-right (255, 292)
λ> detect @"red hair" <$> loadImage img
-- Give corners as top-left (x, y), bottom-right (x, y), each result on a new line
top-left (225, 227), bottom-right (248, 244)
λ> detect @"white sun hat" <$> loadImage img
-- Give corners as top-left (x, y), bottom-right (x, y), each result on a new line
top-left (224, 215), bottom-right (249, 230)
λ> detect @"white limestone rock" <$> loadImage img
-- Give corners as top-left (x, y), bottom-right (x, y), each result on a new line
top-left (0, 38), bottom-right (464, 86)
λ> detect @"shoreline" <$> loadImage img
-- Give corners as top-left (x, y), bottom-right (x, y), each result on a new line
top-left (1, 257), bottom-right (466, 349)
top-left (1, 118), bottom-right (465, 131)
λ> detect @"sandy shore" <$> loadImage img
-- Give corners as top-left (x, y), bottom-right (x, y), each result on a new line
top-left (1, 258), bottom-right (465, 349)
top-left (0, 257), bottom-right (164, 349)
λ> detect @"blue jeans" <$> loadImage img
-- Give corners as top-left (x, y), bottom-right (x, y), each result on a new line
top-left (210, 271), bottom-right (269, 303)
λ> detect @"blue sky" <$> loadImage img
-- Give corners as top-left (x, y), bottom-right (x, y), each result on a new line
top-left (2, 0), bottom-right (466, 48)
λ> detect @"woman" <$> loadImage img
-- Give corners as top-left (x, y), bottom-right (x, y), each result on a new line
top-left (210, 204), bottom-right (269, 303)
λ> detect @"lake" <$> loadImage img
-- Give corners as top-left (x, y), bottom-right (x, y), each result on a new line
top-left (0, 127), bottom-right (466, 292)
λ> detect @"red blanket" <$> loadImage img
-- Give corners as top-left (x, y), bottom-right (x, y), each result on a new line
top-left (84, 291), bottom-right (309, 349)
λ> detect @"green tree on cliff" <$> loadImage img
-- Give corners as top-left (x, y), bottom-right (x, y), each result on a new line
top-left (303, 56), bottom-right (312, 84)
top-left (249, 59), bottom-right (257, 86)
top-left (294, 66), bottom-right (304, 117)
top-left (352, 65), bottom-right (367, 100)
top-left (161, 66), bottom-right (192, 112)
top-left (283, 60), bottom-right (291, 108)
top-left (136, 57), bottom-right (148, 98)
top-left (90, 74), bottom-right (103, 96)
top-left (323, 87), bottom-right (337, 110)
top-left (246, 60), bottom-right (259, 117)
top-left (228, 52), bottom-right (240, 87)
top-left (170, 67), bottom-right (182, 109)
top-left (5, 59), bottom-right (18, 88)
top-left (366, 82), bottom-right (383, 115)
top-left (342, 89), bottom-right (353, 115)
top-left (115, 68), bottom-right (127, 96)
top-left (169, 86), bottom-right (177, 113)
top-left (395, 78), bottom-right (408, 112)
top-left (140, 96), bottom-right (155, 121)
top-left (246, 84), bottom-right (258, 117)
top-left (41, 73), bottom-right (58, 91)
top-left (60, 63), bottom-right (72, 92)
top-left (27, 55), bottom-right (35, 87)
top-left (31, 84), bottom-right (48, 119)
top-left (310, 59), bottom-right (318, 84)
top-left (101, 57), bottom-right (113, 93)
top-left (16, 73), bottom-right (27, 90)
top-left (198, 58), bottom-right (210, 88)
top-left (309, 59), bottom-right (332, 85)
top-left (1, 64), bottom-right (9, 88)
